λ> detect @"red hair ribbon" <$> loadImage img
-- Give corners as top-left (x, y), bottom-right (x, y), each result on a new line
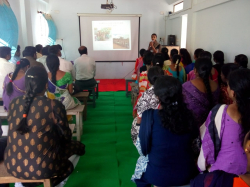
top-left (16, 61), bottom-right (20, 65)
top-left (9, 80), bottom-right (13, 83)
top-left (23, 114), bottom-right (27, 118)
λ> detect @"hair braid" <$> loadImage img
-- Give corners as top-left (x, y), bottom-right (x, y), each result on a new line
top-left (6, 59), bottom-right (30, 96)
top-left (195, 58), bottom-right (213, 109)
top-left (172, 54), bottom-right (181, 78)
top-left (16, 82), bottom-right (36, 134)
top-left (46, 54), bottom-right (60, 85)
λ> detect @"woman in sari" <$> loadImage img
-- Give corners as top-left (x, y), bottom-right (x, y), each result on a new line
top-left (182, 58), bottom-right (219, 127)
top-left (131, 66), bottom-right (164, 145)
top-left (46, 54), bottom-right (80, 110)
top-left (2, 59), bottom-right (30, 111)
top-left (132, 76), bottom-right (198, 187)
top-left (219, 63), bottom-right (239, 104)
top-left (197, 68), bottom-right (250, 176)
top-left (133, 51), bottom-right (154, 117)
top-left (192, 131), bottom-right (250, 187)
top-left (187, 51), bottom-right (219, 83)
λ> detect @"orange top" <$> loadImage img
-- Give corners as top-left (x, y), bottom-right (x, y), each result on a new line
top-left (233, 177), bottom-right (249, 187)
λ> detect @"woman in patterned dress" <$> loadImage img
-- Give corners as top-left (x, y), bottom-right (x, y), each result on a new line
top-left (2, 59), bottom-right (30, 111)
top-left (4, 66), bottom-right (85, 186)
top-left (132, 76), bottom-right (198, 187)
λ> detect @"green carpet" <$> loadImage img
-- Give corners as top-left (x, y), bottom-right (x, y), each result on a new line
top-left (65, 91), bottom-right (138, 187)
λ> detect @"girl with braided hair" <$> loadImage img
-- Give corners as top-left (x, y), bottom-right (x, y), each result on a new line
top-left (165, 54), bottom-right (186, 83)
top-left (2, 58), bottom-right (30, 111)
top-left (4, 66), bottom-right (85, 186)
top-left (182, 58), bottom-right (219, 127)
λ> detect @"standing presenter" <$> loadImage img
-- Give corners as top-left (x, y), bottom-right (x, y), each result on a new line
top-left (148, 33), bottom-right (161, 54)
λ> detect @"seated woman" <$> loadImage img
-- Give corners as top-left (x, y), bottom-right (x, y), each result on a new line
top-left (161, 47), bottom-right (170, 65)
top-left (180, 48), bottom-right (192, 68)
top-left (187, 48), bottom-right (204, 81)
top-left (192, 131), bottom-right (250, 187)
top-left (133, 51), bottom-right (154, 117)
top-left (163, 48), bottom-right (179, 69)
top-left (2, 59), bottom-right (30, 111)
top-left (213, 50), bottom-right (225, 76)
top-left (197, 68), bottom-right (250, 176)
top-left (131, 66), bottom-right (164, 144)
top-left (188, 51), bottom-right (219, 83)
top-left (165, 54), bottom-right (186, 83)
top-left (4, 66), bottom-right (85, 186)
top-left (234, 54), bottom-right (248, 68)
top-left (219, 63), bottom-right (239, 104)
top-left (132, 76), bottom-right (198, 187)
top-left (183, 58), bottom-right (219, 127)
top-left (46, 54), bottom-right (80, 110)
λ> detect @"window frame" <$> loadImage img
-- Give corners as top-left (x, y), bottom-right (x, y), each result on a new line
top-left (173, 1), bottom-right (184, 13)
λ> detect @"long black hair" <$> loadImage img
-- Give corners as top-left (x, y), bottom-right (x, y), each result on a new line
top-left (180, 48), bottom-right (192, 66)
top-left (194, 48), bottom-right (204, 60)
top-left (16, 66), bottom-right (48, 134)
top-left (148, 66), bottom-right (164, 85)
top-left (228, 69), bottom-right (250, 135)
top-left (154, 76), bottom-right (194, 134)
top-left (235, 54), bottom-right (248, 68)
top-left (6, 59), bottom-right (30, 96)
top-left (199, 51), bottom-right (212, 60)
top-left (161, 48), bottom-right (170, 61)
top-left (221, 63), bottom-right (239, 85)
top-left (195, 58), bottom-right (213, 109)
top-left (213, 50), bottom-right (225, 66)
top-left (172, 54), bottom-right (181, 77)
top-left (46, 54), bottom-right (60, 85)
top-left (152, 53), bottom-right (164, 68)
top-left (143, 51), bottom-right (154, 66)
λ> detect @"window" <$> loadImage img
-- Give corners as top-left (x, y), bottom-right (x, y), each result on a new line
top-left (181, 14), bottom-right (188, 48)
top-left (174, 1), bottom-right (184, 13)
top-left (36, 13), bottom-right (49, 46)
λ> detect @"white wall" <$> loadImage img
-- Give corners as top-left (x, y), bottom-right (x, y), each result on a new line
top-left (8, 0), bottom-right (48, 53)
top-left (166, 0), bottom-right (250, 64)
top-left (48, 0), bottom-right (169, 79)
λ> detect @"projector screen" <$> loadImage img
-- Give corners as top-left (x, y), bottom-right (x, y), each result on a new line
top-left (78, 14), bottom-right (141, 62)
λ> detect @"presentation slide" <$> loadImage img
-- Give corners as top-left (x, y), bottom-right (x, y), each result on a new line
top-left (92, 20), bottom-right (131, 51)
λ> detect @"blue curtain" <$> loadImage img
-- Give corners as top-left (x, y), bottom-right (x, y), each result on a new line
top-left (0, 0), bottom-right (19, 56)
top-left (43, 14), bottom-right (57, 45)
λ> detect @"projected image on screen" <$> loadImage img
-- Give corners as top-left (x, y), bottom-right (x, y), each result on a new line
top-left (92, 20), bottom-right (131, 51)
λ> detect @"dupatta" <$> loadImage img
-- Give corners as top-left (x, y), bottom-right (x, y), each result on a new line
top-left (198, 104), bottom-right (227, 171)
top-left (47, 79), bottom-right (80, 110)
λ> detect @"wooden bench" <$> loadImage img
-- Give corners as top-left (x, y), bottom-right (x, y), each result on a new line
top-left (0, 162), bottom-right (51, 186)
top-left (0, 105), bottom-right (84, 141)
top-left (73, 92), bottom-right (89, 121)
top-left (0, 106), bottom-right (7, 121)
top-left (125, 78), bottom-right (136, 97)
top-left (67, 105), bottom-right (84, 141)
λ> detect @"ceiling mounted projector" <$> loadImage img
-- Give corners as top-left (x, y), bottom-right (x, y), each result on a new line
top-left (101, 0), bottom-right (117, 12)
top-left (101, 4), bottom-right (114, 9)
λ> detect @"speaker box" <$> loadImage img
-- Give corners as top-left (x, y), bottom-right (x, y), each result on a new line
top-left (168, 35), bottom-right (176, 46)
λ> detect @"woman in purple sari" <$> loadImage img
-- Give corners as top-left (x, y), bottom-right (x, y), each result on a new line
top-left (2, 59), bottom-right (30, 111)
top-left (182, 58), bottom-right (219, 127)
top-left (198, 68), bottom-right (250, 176)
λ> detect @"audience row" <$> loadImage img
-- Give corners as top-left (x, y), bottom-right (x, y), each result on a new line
top-left (131, 46), bottom-right (250, 187)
